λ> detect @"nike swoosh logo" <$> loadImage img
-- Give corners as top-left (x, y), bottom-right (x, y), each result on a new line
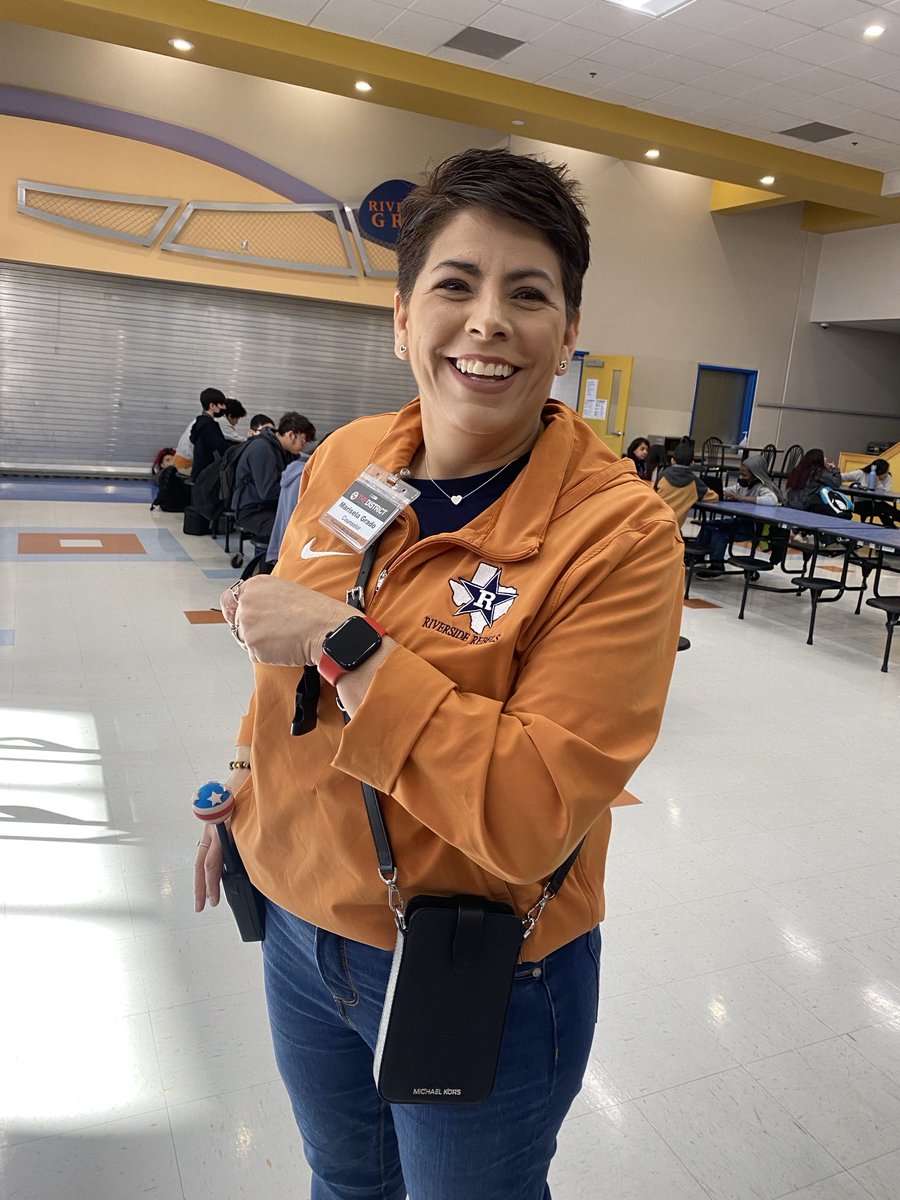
top-left (301, 538), bottom-right (353, 560)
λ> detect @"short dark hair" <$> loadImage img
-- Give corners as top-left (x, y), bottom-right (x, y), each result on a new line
top-left (200, 387), bottom-right (226, 410)
top-left (278, 412), bottom-right (316, 440)
top-left (397, 148), bottom-right (590, 321)
top-left (868, 458), bottom-right (889, 475)
top-left (673, 443), bottom-right (694, 466)
top-left (224, 397), bottom-right (246, 420)
top-left (250, 413), bottom-right (274, 431)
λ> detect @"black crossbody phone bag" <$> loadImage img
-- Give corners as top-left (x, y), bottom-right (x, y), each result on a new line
top-left (343, 540), bottom-right (583, 1106)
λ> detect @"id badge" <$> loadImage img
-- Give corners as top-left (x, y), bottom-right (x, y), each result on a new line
top-left (320, 464), bottom-right (420, 552)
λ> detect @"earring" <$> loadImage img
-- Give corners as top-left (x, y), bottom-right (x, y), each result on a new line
top-left (398, 344), bottom-right (407, 353)
top-left (559, 359), bottom-right (568, 371)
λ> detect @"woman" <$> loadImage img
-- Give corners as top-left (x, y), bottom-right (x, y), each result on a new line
top-left (195, 148), bottom-right (683, 1200)
top-left (786, 448), bottom-right (843, 514)
top-left (623, 435), bottom-right (651, 479)
top-left (841, 459), bottom-right (897, 528)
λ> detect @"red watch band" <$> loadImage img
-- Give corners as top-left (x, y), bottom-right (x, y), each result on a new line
top-left (318, 615), bottom-right (387, 687)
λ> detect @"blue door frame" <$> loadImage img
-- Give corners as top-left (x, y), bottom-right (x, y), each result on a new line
top-left (690, 364), bottom-right (758, 443)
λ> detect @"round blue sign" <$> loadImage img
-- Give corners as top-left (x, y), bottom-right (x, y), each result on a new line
top-left (358, 179), bottom-right (415, 246)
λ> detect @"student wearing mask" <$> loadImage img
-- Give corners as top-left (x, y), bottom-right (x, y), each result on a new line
top-left (174, 387), bottom-right (226, 472)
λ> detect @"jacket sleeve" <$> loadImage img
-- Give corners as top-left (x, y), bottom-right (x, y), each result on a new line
top-left (332, 515), bottom-right (684, 885)
top-left (822, 467), bottom-right (842, 489)
top-left (841, 470), bottom-right (864, 486)
top-left (755, 486), bottom-right (779, 505)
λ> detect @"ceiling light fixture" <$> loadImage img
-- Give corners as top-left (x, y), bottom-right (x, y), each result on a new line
top-left (355, 80), bottom-right (373, 93)
top-left (168, 38), bottom-right (194, 52)
top-left (645, 149), bottom-right (660, 159)
top-left (864, 25), bottom-right (885, 39)
top-left (760, 175), bottom-right (776, 186)
top-left (511, 119), bottom-right (525, 126)
top-left (603, 0), bottom-right (700, 16)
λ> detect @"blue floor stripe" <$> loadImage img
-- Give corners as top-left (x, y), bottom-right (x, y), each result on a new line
top-left (203, 569), bottom-right (239, 579)
top-left (0, 477), bottom-right (154, 503)
top-left (0, 629), bottom-right (14, 645)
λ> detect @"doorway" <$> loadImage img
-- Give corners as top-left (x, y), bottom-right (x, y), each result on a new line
top-left (577, 354), bottom-right (634, 456)
top-left (690, 365), bottom-right (757, 448)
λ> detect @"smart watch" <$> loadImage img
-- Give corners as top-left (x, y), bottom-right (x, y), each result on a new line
top-left (318, 615), bottom-right (387, 686)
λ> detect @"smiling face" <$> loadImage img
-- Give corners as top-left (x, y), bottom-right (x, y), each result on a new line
top-left (394, 208), bottom-right (578, 455)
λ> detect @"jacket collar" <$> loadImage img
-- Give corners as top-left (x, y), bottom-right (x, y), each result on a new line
top-left (368, 399), bottom-right (623, 562)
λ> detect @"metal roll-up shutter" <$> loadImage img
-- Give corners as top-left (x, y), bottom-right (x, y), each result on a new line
top-left (0, 260), bottom-right (415, 472)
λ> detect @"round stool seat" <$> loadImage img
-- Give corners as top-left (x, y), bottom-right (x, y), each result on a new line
top-left (867, 596), bottom-right (900, 614)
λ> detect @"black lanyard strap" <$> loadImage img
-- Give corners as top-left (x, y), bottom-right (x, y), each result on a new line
top-left (343, 533), bottom-right (582, 935)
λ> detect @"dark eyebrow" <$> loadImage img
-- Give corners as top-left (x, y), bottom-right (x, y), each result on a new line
top-left (431, 260), bottom-right (556, 287)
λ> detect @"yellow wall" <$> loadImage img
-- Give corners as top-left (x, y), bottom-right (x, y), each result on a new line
top-left (839, 442), bottom-right (900, 477)
top-left (0, 115), bottom-right (396, 308)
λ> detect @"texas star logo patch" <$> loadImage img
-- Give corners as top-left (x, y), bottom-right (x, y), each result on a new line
top-left (449, 563), bottom-right (518, 635)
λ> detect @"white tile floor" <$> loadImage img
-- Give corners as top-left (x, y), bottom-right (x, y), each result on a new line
top-left (2, 497), bottom-right (900, 1199)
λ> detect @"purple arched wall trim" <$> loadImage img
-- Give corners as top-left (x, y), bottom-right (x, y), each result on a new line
top-left (0, 86), bottom-right (338, 205)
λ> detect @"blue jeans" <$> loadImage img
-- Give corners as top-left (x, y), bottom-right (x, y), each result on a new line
top-left (262, 899), bottom-right (601, 1200)
top-left (699, 516), bottom-right (756, 566)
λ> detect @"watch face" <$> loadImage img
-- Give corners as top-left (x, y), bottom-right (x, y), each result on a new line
top-left (325, 617), bottom-right (382, 670)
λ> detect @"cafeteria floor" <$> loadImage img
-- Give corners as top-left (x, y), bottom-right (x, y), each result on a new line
top-left (2, 480), bottom-right (900, 1200)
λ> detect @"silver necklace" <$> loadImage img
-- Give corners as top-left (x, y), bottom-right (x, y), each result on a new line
top-left (425, 455), bottom-right (516, 505)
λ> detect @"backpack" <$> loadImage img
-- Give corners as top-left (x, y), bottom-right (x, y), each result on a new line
top-left (155, 465), bottom-right (191, 513)
top-left (192, 441), bottom-right (249, 521)
top-left (819, 486), bottom-right (853, 516)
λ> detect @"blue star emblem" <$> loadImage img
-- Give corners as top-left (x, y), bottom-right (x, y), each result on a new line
top-left (449, 563), bottom-right (518, 634)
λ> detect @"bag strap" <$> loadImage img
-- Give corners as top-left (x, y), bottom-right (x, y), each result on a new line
top-left (344, 536), bottom-right (582, 936)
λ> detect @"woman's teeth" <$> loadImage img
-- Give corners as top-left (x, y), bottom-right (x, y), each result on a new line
top-left (454, 359), bottom-right (515, 379)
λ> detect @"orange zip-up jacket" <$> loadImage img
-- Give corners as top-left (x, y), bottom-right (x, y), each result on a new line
top-left (232, 400), bottom-right (684, 960)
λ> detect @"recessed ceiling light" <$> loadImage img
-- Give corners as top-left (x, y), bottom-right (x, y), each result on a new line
top-left (645, 148), bottom-right (660, 159)
top-left (511, 119), bottom-right (525, 126)
top-left (864, 25), bottom-right (885, 39)
top-left (355, 80), bottom-right (373, 93)
top-left (603, 0), bottom-right (699, 15)
top-left (168, 38), bottom-right (194, 52)
top-left (760, 175), bottom-right (776, 186)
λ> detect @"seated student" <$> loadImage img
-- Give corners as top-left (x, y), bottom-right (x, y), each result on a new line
top-left (655, 442), bottom-right (717, 527)
top-left (191, 394), bottom-right (232, 480)
top-left (174, 387), bottom-right (226, 472)
top-left (696, 454), bottom-right (781, 577)
top-left (786, 449), bottom-right (844, 515)
top-left (623, 436), bottom-right (650, 480)
top-left (232, 411), bottom-right (316, 541)
top-left (266, 433), bottom-right (322, 563)
top-left (219, 397), bottom-right (247, 443)
top-left (644, 444), bottom-right (668, 486)
top-left (248, 413), bottom-right (275, 437)
top-left (841, 459), bottom-right (897, 528)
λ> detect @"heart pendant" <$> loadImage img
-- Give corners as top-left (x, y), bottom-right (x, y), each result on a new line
top-left (451, 495), bottom-right (463, 505)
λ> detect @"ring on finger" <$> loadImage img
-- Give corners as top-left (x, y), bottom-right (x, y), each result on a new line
top-left (230, 579), bottom-right (243, 603)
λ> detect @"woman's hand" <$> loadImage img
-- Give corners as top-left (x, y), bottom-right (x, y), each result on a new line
top-left (194, 765), bottom-right (250, 912)
top-left (220, 576), bottom-right (354, 667)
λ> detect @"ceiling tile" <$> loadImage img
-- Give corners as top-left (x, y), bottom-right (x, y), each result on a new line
top-left (696, 68), bottom-right (766, 94)
top-left (773, 0), bottom-right (875, 26)
top-left (742, 80), bottom-right (817, 107)
top-left (669, 0), bottom-right (768, 34)
top-left (373, 29), bottom-right (442, 53)
top-left (411, 0), bottom-right (493, 21)
top-left (776, 95), bottom-right (867, 121)
top-left (499, 42), bottom-right (577, 74)
top-left (382, 9), bottom-right (465, 47)
top-left (777, 28), bottom-right (862, 62)
top-left (737, 51), bottom-right (808, 80)
top-left (489, 58), bottom-right (549, 81)
top-left (430, 44), bottom-right (500, 67)
top-left (680, 34), bottom-right (763, 64)
top-left (827, 45), bottom-right (900, 77)
top-left (530, 22), bottom-right (613, 55)
top-left (784, 64), bottom-right (860, 92)
top-left (586, 39), bottom-right (672, 71)
top-left (621, 20), bottom-right (710, 52)
top-left (650, 54), bottom-right (720, 82)
top-left (849, 108), bottom-right (900, 137)
top-left (545, 72), bottom-right (607, 97)
top-left (550, 57), bottom-right (630, 84)
top-left (244, 0), bottom-right (326, 19)
top-left (499, 0), bottom-right (585, 17)
top-left (828, 78), bottom-right (900, 108)
top-left (725, 11), bottom-right (816, 47)
top-left (652, 83), bottom-right (727, 110)
top-left (567, 2), bottom-right (655, 37)
top-left (612, 71), bottom-right (677, 99)
top-left (873, 67), bottom-right (900, 88)
top-left (474, 5), bottom-right (555, 39)
top-left (312, 0), bottom-right (402, 38)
